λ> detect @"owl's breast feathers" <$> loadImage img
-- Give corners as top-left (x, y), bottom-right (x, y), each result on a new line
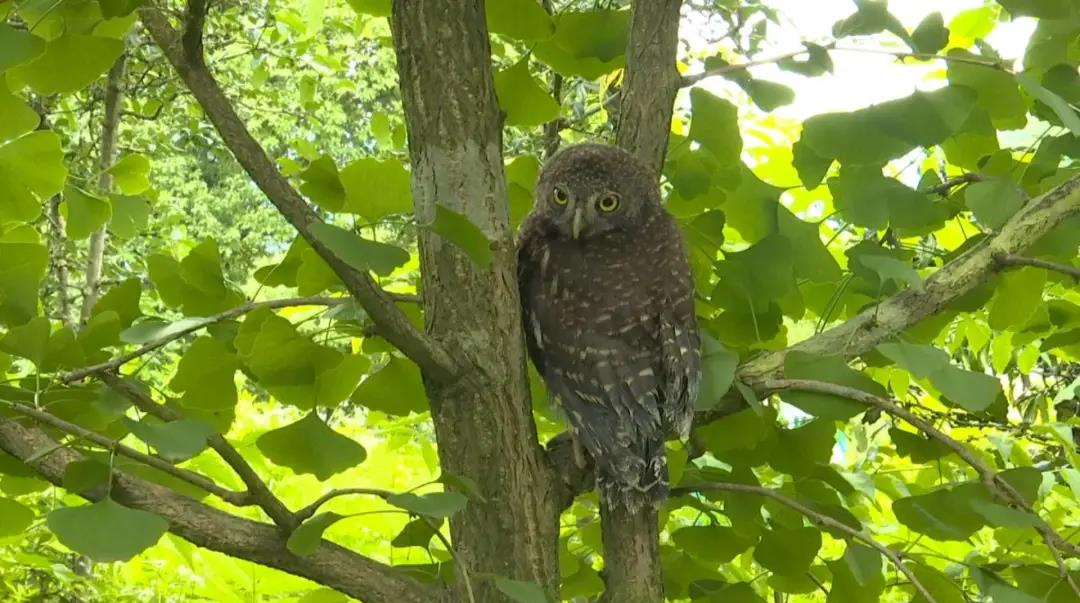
top-left (516, 210), bottom-right (701, 510)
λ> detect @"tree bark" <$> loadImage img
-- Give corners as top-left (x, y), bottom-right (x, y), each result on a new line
top-left (390, 1), bottom-right (560, 601)
top-left (602, 2), bottom-right (684, 602)
top-left (81, 52), bottom-right (128, 325)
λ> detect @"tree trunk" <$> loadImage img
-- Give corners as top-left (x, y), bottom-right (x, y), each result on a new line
top-left (390, 2), bottom-right (561, 601)
top-left (599, 505), bottom-right (665, 603)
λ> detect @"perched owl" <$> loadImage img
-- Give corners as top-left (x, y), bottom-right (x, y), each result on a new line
top-left (516, 143), bottom-right (701, 511)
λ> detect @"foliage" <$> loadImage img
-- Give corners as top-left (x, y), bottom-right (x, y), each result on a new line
top-left (0, 0), bottom-right (1079, 602)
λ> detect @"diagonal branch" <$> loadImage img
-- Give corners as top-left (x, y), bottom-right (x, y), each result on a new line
top-left (0, 400), bottom-right (250, 506)
top-left (764, 378), bottom-right (1080, 589)
top-left (997, 254), bottom-right (1080, 281)
top-left (61, 296), bottom-right (351, 383)
top-left (673, 481), bottom-right (940, 603)
top-left (136, 4), bottom-right (458, 383)
top-left (0, 419), bottom-right (446, 603)
top-left (98, 372), bottom-right (297, 530)
top-left (734, 172), bottom-right (1080, 394)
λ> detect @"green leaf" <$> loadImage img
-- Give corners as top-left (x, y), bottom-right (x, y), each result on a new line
top-left (495, 59), bottom-right (560, 127)
top-left (877, 341), bottom-right (950, 379)
top-left (299, 155), bottom-right (346, 212)
top-left (890, 428), bottom-right (951, 462)
top-left (98, 0), bottom-right (146, 18)
top-left (310, 223), bottom-right (410, 277)
top-left (745, 79), bottom-right (795, 111)
top-left (169, 336), bottom-right (239, 411)
top-left (893, 484), bottom-right (987, 540)
top-left (533, 10), bottom-right (629, 79)
top-left (387, 492), bottom-right (467, 519)
top-left (966, 178), bottom-right (1024, 229)
top-left (909, 564), bottom-right (966, 603)
top-left (297, 588), bottom-right (349, 603)
top-left (256, 413), bottom-right (367, 480)
top-left (179, 239), bottom-right (228, 299)
top-left (0, 317), bottom-right (50, 367)
top-left (351, 357), bottom-right (429, 415)
top-left (424, 205), bottom-right (493, 268)
top-left (997, 0), bottom-right (1072, 19)
top-left (0, 497), bottom-right (34, 537)
top-left (47, 499), bottom-right (168, 562)
top-left (0, 24), bottom-right (46, 72)
top-left (493, 577), bottom-right (550, 603)
top-left (778, 43), bottom-right (833, 77)
top-left (1017, 72), bottom-right (1080, 136)
top-left (0, 242), bottom-right (48, 326)
top-left (782, 352), bottom-right (885, 419)
top-left (338, 157), bottom-right (412, 220)
top-left (344, 0), bottom-right (388, 16)
top-left (10, 34), bottom-right (124, 95)
top-left (688, 88), bottom-right (743, 166)
top-left (486, 0), bottom-right (553, 41)
top-left (695, 334), bottom-right (739, 409)
top-left (124, 418), bottom-right (214, 463)
top-left (753, 526), bottom-right (822, 575)
top-left (62, 459), bottom-right (112, 493)
top-left (947, 53), bottom-right (1026, 128)
top-left (62, 186), bottom-right (112, 240)
top-left (109, 194), bottom-right (151, 239)
top-left (989, 267), bottom-right (1045, 330)
top-left (771, 420), bottom-right (837, 476)
top-left (106, 154), bottom-right (151, 195)
top-left (932, 365), bottom-right (1002, 413)
top-left (857, 255), bottom-right (922, 289)
top-left (0, 131), bottom-right (67, 223)
top-left (392, 517), bottom-right (443, 549)
top-left (911, 12), bottom-right (949, 54)
top-left (968, 498), bottom-right (1039, 529)
top-left (147, 253), bottom-right (185, 307)
top-left (791, 139), bottom-right (832, 190)
top-left (0, 77), bottom-right (39, 143)
top-left (843, 543), bottom-right (882, 587)
top-left (91, 278), bottom-right (142, 328)
top-left (287, 512), bottom-right (345, 556)
top-left (671, 525), bottom-right (757, 562)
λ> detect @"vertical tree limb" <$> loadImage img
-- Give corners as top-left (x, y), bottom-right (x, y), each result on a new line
top-left (602, 2), bottom-right (684, 602)
top-left (81, 52), bottom-right (129, 325)
top-left (390, 1), bottom-right (561, 601)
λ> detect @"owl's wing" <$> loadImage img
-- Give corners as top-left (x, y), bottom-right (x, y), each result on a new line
top-left (657, 304), bottom-right (701, 438)
top-left (516, 220), bottom-right (548, 376)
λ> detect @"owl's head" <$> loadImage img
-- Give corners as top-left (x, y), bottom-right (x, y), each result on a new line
top-left (533, 143), bottom-right (661, 241)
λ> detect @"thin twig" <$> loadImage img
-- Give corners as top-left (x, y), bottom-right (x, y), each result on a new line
top-left (0, 399), bottom-right (250, 506)
top-left (673, 481), bottom-right (939, 603)
top-left (295, 487), bottom-right (395, 524)
top-left (996, 254), bottom-right (1080, 281)
top-left (921, 173), bottom-right (988, 195)
top-left (98, 372), bottom-right (297, 529)
top-left (61, 296), bottom-right (352, 383)
top-left (681, 47), bottom-right (816, 86)
top-left (763, 379), bottom-right (1080, 563)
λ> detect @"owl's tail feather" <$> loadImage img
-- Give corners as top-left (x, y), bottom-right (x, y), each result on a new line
top-left (596, 435), bottom-right (669, 513)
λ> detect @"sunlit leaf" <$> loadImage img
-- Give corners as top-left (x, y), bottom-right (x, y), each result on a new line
top-left (47, 500), bottom-right (168, 562)
top-left (257, 413), bottom-right (367, 480)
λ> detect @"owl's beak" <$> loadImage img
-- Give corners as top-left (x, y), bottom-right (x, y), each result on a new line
top-left (571, 208), bottom-right (585, 239)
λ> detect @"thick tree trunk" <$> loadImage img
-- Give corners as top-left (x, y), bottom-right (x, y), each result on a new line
top-left (599, 505), bottom-right (664, 603)
top-left (390, 2), bottom-right (561, 601)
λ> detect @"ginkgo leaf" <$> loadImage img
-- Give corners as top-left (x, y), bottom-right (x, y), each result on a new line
top-left (287, 512), bottom-right (345, 556)
top-left (256, 413), bottom-right (367, 480)
top-left (387, 492), bottom-right (467, 519)
top-left (47, 499), bottom-right (168, 562)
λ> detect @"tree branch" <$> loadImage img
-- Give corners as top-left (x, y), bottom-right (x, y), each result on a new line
top-left (0, 419), bottom-right (445, 603)
top-left (673, 481), bottom-right (939, 603)
top-left (0, 400), bottom-right (250, 506)
top-left (61, 295), bottom-right (351, 383)
top-left (294, 487), bottom-right (395, 524)
top-left (733, 172), bottom-right (1080, 393)
top-left (98, 372), bottom-right (297, 530)
top-left (763, 379), bottom-right (1080, 568)
top-left (615, 0), bottom-right (684, 176)
top-left (136, 4), bottom-right (458, 383)
top-left (82, 49), bottom-right (129, 325)
top-left (996, 254), bottom-right (1080, 281)
top-left (920, 172), bottom-right (987, 195)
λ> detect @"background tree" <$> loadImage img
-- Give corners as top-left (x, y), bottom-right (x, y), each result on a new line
top-left (0, 1), bottom-right (1079, 602)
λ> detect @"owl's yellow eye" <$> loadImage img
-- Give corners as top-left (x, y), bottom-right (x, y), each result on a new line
top-left (597, 193), bottom-right (620, 212)
top-left (552, 186), bottom-right (569, 205)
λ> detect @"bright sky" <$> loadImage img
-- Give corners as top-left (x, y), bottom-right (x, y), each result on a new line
top-left (688, 0), bottom-right (1036, 120)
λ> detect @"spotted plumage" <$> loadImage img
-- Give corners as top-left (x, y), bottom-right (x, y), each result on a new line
top-left (516, 143), bottom-right (701, 511)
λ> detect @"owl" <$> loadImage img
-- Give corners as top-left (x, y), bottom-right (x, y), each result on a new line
top-left (516, 143), bottom-right (701, 511)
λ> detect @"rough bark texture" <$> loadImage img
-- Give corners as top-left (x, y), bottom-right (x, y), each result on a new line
top-left (81, 53), bottom-right (128, 325)
top-left (603, 2), bottom-right (684, 601)
top-left (615, 0), bottom-right (683, 177)
top-left (390, 2), bottom-right (561, 601)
